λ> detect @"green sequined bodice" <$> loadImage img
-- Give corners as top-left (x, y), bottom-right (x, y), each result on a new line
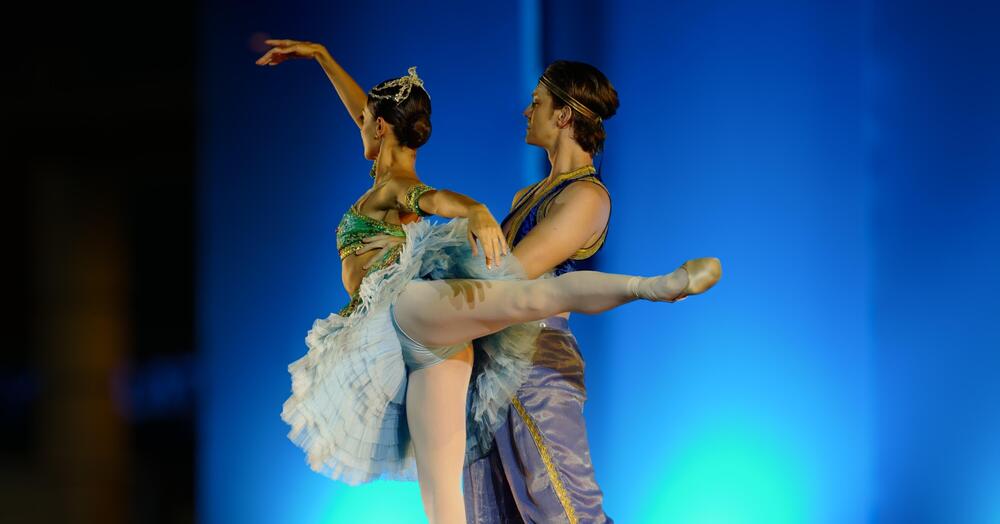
top-left (336, 207), bottom-right (406, 260)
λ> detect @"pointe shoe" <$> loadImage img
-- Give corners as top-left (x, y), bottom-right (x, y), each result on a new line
top-left (667, 257), bottom-right (722, 302)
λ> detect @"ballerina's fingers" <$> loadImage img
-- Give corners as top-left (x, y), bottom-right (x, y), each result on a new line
top-left (467, 231), bottom-right (479, 258)
top-left (255, 47), bottom-right (289, 66)
top-left (482, 227), bottom-right (508, 270)
top-left (497, 228), bottom-right (510, 256)
top-left (254, 49), bottom-right (274, 65)
top-left (490, 230), bottom-right (503, 268)
top-left (265, 47), bottom-right (302, 65)
top-left (481, 232), bottom-right (495, 269)
top-left (256, 40), bottom-right (316, 65)
top-left (264, 39), bottom-right (305, 47)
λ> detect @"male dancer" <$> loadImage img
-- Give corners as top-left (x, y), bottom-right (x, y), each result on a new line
top-left (462, 60), bottom-right (619, 524)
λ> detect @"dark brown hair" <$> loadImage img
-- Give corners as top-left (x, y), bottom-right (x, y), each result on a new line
top-left (367, 80), bottom-right (432, 149)
top-left (542, 60), bottom-right (619, 155)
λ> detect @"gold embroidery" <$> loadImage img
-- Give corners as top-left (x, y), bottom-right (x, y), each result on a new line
top-left (338, 243), bottom-right (365, 260)
top-left (537, 177), bottom-right (610, 260)
top-left (337, 208), bottom-right (405, 261)
top-left (404, 183), bottom-right (436, 216)
top-left (338, 293), bottom-right (361, 317)
top-left (337, 244), bottom-right (404, 317)
top-left (503, 166), bottom-right (599, 250)
top-left (511, 396), bottom-right (578, 524)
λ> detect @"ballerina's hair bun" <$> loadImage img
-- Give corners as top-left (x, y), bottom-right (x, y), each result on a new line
top-left (367, 67), bottom-right (433, 149)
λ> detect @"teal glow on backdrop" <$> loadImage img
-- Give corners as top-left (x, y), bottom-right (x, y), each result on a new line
top-left (643, 420), bottom-right (809, 523)
top-left (199, 1), bottom-right (1000, 522)
top-left (588, 2), bottom-right (872, 521)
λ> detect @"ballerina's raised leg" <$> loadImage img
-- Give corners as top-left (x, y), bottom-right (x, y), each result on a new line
top-left (395, 257), bottom-right (722, 347)
top-left (394, 257), bottom-right (721, 524)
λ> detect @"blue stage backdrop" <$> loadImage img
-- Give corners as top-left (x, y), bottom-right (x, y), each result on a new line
top-left (198, 1), bottom-right (1000, 522)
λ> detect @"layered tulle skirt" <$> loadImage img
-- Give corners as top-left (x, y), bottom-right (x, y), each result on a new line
top-left (281, 218), bottom-right (540, 485)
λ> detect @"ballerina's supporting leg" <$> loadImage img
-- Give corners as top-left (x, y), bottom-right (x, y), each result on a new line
top-left (393, 258), bottom-right (721, 348)
top-left (405, 345), bottom-right (472, 524)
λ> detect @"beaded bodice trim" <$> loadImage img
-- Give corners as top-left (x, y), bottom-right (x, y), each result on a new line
top-left (336, 206), bottom-right (406, 260)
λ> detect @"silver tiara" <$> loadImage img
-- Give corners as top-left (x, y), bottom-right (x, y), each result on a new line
top-left (368, 66), bottom-right (428, 104)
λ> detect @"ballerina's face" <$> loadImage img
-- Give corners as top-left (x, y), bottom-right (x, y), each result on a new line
top-left (523, 84), bottom-right (563, 149)
top-left (360, 105), bottom-right (383, 160)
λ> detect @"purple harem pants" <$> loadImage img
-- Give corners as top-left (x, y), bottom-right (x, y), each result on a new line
top-left (463, 316), bottom-right (612, 524)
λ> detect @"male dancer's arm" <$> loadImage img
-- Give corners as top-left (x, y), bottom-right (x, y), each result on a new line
top-left (508, 182), bottom-right (610, 278)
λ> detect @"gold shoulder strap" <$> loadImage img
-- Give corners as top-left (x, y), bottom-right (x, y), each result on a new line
top-left (536, 175), bottom-right (609, 260)
top-left (505, 166), bottom-right (602, 250)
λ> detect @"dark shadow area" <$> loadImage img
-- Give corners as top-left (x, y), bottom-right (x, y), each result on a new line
top-left (3, 3), bottom-right (196, 523)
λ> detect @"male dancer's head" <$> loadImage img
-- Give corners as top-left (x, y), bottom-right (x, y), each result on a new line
top-left (523, 60), bottom-right (619, 165)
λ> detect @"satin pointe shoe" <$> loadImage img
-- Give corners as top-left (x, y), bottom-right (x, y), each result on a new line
top-left (667, 257), bottom-right (722, 302)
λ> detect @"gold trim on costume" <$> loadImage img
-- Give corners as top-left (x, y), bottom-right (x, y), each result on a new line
top-left (504, 165), bottom-right (608, 261)
top-left (537, 177), bottom-right (609, 260)
top-left (338, 208), bottom-right (406, 260)
top-left (337, 244), bottom-right (403, 317)
top-left (511, 396), bottom-right (578, 524)
top-left (403, 183), bottom-right (435, 216)
top-left (504, 165), bottom-right (597, 248)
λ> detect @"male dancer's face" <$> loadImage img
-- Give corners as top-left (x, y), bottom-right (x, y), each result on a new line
top-left (523, 84), bottom-right (564, 150)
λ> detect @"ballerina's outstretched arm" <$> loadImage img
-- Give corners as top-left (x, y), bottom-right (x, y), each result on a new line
top-left (256, 40), bottom-right (509, 270)
top-left (256, 39), bottom-right (367, 128)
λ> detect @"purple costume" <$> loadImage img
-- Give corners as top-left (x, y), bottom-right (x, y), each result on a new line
top-left (463, 166), bottom-right (613, 523)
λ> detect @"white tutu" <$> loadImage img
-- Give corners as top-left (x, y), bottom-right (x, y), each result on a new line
top-left (281, 218), bottom-right (541, 485)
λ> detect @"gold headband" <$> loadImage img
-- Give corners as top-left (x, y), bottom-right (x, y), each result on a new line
top-left (539, 74), bottom-right (602, 123)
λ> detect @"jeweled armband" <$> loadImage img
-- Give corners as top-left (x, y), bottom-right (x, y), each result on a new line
top-left (404, 183), bottom-right (435, 216)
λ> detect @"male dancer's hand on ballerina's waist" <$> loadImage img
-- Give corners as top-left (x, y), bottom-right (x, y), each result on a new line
top-left (358, 235), bottom-right (405, 270)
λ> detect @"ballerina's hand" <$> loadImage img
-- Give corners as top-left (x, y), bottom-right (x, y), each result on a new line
top-left (255, 39), bottom-right (326, 66)
top-left (467, 205), bottom-right (509, 270)
top-left (358, 234), bottom-right (406, 270)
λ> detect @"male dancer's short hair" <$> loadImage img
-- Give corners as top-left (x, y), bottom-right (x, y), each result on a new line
top-left (539, 60), bottom-right (619, 155)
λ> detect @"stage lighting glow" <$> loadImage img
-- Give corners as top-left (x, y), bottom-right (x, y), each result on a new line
top-left (642, 424), bottom-right (808, 524)
top-left (319, 481), bottom-right (426, 523)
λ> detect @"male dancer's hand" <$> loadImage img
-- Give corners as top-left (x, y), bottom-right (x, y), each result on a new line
top-left (358, 235), bottom-right (406, 270)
